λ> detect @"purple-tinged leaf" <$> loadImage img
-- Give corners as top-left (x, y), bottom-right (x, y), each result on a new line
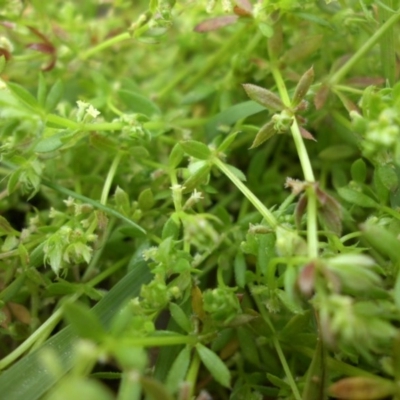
top-left (298, 262), bottom-right (316, 297)
top-left (329, 377), bottom-right (396, 400)
top-left (194, 16), bottom-right (238, 33)
top-left (292, 66), bottom-right (314, 107)
top-left (235, 0), bottom-right (253, 14)
top-left (314, 84), bottom-right (330, 110)
top-left (242, 84), bottom-right (285, 111)
top-left (295, 194), bottom-right (307, 229)
top-left (299, 126), bottom-right (316, 141)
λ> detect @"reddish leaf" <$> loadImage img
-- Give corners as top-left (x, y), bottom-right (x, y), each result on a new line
top-left (234, 0), bottom-right (253, 16)
top-left (194, 16), bottom-right (238, 32)
top-left (346, 76), bottom-right (385, 87)
top-left (26, 42), bottom-right (55, 55)
top-left (295, 194), bottom-right (308, 229)
top-left (28, 26), bottom-right (52, 45)
top-left (314, 84), bottom-right (330, 110)
top-left (0, 48), bottom-right (11, 60)
top-left (299, 126), bottom-right (317, 141)
top-left (292, 66), bottom-right (314, 107)
top-left (329, 377), bottom-right (396, 399)
top-left (298, 262), bottom-right (316, 297)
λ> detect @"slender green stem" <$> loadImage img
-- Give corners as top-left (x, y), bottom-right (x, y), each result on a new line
top-left (100, 152), bottom-right (122, 205)
top-left (329, 10), bottom-right (400, 85)
top-left (213, 158), bottom-right (277, 228)
top-left (186, 350), bottom-right (201, 399)
top-left (379, 0), bottom-right (396, 86)
top-left (119, 335), bottom-right (198, 348)
top-left (270, 65), bottom-right (318, 257)
top-left (251, 286), bottom-right (302, 400)
top-left (80, 32), bottom-right (131, 60)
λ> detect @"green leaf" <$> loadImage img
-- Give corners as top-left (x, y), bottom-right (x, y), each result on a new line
top-left (34, 132), bottom-right (66, 153)
top-left (7, 82), bottom-right (40, 111)
top-left (225, 164), bottom-right (246, 182)
top-left (234, 250), bottom-right (246, 288)
top-left (138, 188), bottom-right (155, 211)
top-left (337, 187), bottom-right (377, 208)
top-left (118, 89), bottom-right (161, 117)
top-left (45, 80), bottom-right (64, 113)
top-left (250, 120), bottom-right (276, 148)
top-left (205, 101), bottom-right (265, 139)
top-left (0, 263), bottom-right (152, 400)
top-left (168, 143), bottom-right (184, 168)
top-left (46, 377), bottom-right (114, 400)
top-left (63, 302), bottom-right (106, 341)
top-left (0, 216), bottom-right (19, 236)
top-left (165, 346), bottom-right (191, 392)
top-left (242, 84), bottom-right (284, 112)
top-left (182, 163), bottom-right (210, 193)
top-left (180, 140), bottom-right (211, 160)
top-left (0, 55), bottom-right (6, 74)
top-left (217, 131), bottom-right (240, 153)
top-left (351, 159), bottom-right (367, 183)
top-left (161, 214), bottom-right (180, 240)
top-left (377, 165), bottom-right (398, 192)
top-left (196, 343), bottom-right (231, 388)
top-left (169, 303), bottom-right (192, 333)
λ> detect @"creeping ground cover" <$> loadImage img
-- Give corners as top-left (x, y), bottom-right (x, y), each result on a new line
top-left (1, 0), bottom-right (400, 399)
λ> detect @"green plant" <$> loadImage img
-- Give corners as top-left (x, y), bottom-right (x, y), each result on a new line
top-left (0, 0), bottom-right (400, 399)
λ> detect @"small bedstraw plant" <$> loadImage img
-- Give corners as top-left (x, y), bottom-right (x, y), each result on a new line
top-left (0, 1), bottom-right (400, 399)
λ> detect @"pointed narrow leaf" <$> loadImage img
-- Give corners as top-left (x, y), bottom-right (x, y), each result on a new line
top-left (299, 126), bottom-right (316, 141)
top-left (7, 82), bottom-right (40, 111)
top-left (292, 66), bottom-right (314, 107)
top-left (250, 120), bottom-right (276, 148)
top-left (0, 216), bottom-right (19, 236)
top-left (166, 346), bottom-right (191, 392)
top-left (225, 164), bottom-right (246, 181)
top-left (337, 187), bottom-right (377, 208)
top-left (196, 343), bottom-right (231, 388)
top-left (169, 303), bottom-right (192, 333)
top-left (180, 140), bottom-right (211, 160)
top-left (45, 80), bottom-right (63, 112)
top-left (169, 143), bottom-right (184, 168)
top-left (217, 131), bottom-right (240, 153)
top-left (242, 84), bottom-right (284, 112)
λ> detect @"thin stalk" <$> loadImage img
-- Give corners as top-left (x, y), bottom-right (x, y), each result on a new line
top-left (213, 158), bottom-right (277, 228)
top-left (251, 286), bottom-right (302, 400)
top-left (119, 335), bottom-right (198, 348)
top-left (329, 10), bottom-right (400, 85)
top-left (100, 152), bottom-right (122, 205)
top-left (379, 0), bottom-right (396, 86)
top-left (186, 351), bottom-right (201, 399)
top-left (270, 65), bottom-right (318, 258)
top-left (80, 32), bottom-right (131, 60)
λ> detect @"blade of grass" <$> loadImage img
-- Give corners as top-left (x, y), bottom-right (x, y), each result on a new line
top-left (0, 261), bottom-right (152, 400)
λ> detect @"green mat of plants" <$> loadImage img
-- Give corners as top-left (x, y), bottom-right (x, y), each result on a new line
top-left (0, 1), bottom-right (400, 399)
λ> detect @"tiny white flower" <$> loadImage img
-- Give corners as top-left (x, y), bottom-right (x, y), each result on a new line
top-left (86, 104), bottom-right (100, 119)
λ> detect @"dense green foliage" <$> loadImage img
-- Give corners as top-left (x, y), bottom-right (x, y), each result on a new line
top-left (0, 0), bottom-right (400, 399)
